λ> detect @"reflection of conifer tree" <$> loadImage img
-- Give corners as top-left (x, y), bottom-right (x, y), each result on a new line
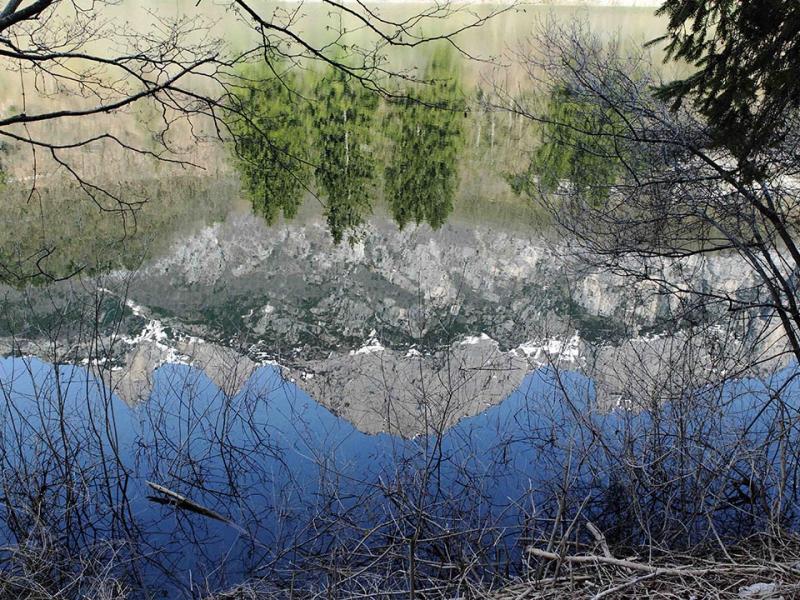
top-left (385, 47), bottom-right (465, 230)
top-left (0, 140), bottom-right (7, 188)
top-left (313, 69), bottom-right (378, 244)
top-left (516, 86), bottom-right (628, 206)
top-left (229, 66), bottom-right (312, 224)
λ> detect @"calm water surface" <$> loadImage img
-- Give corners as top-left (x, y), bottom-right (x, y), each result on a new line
top-left (0, 5), bottom-right (793, 597)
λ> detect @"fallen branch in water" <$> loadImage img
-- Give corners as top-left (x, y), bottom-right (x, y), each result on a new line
top-left (146, 480), bottom-right (233, 526)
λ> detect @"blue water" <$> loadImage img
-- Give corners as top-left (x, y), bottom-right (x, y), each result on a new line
top-left (0, 356), bottom-right (798, 596)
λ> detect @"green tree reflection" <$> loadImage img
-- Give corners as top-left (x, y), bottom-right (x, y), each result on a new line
top-left (313, 70), bottom-right (378, 244)
top-left (384, 48), bottom-right (465, 230)
top-left (513, 85), bottom-right (628, 206)
top-left (228, 68), bottom-right (312, 224)
top-left (227, 49), bottom-right (469, 242)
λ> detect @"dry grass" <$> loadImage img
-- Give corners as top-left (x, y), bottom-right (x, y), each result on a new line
top-left (485, 534), bottom-right (800, 600)
top-left (0, 537), bottom-right (130, 600)
top-left (192, 535), bottom-right (800, 599)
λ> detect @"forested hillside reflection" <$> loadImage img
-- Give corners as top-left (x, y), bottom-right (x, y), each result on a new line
top-left (229, 49), bottom-right (468, 244)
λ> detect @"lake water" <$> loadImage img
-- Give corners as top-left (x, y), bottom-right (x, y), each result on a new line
top-left (1, 4), bottom-right (797, 598)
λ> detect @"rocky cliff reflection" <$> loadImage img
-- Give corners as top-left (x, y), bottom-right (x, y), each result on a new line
top-left (0, 205), bottom-right (790, 436)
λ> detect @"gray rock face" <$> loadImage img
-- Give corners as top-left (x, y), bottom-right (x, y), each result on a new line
top-left (290, 336), bottom-right (533, 435)
top-left (131, 211), bottom-right (567, 355)
top-left (109, 210), bottom-right (754, 355)
top-left (111, 338), bottom-right (257, 406)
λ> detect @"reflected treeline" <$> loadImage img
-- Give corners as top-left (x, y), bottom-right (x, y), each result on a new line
top-left (0, 50), bottom-right (533, 285)
top-left (228, 49), bottom-right (469, 244)
top-left (228, 68), bottom-right (311, 226)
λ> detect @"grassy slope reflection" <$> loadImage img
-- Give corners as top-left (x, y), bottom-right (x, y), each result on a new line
top-left (0, 178), bottom-right (233, 284)
top-left (0, 141), bottom-right (7, 188)
top-left (229, 48), bottom-right (467, 244)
